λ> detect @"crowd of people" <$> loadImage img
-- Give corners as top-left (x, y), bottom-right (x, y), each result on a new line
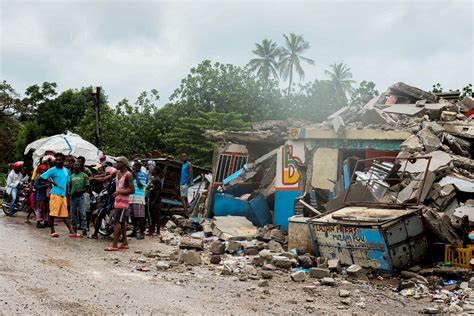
top-left (4, 152), bottom-right (193, 252)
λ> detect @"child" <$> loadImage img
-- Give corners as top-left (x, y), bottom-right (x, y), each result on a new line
top-left (147, 166), bottom-right (162, 237)
top-left (33, 164), bottom-right (50, 228)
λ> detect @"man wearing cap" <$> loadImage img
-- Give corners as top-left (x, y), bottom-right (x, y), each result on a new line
top-left (128, 160), bottom-right (147, 239)
top-left (6, 162), bottom-right (22, 216)
top-left (39, 153), bottom-right (78, 238)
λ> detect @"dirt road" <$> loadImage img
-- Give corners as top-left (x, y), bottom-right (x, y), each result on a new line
top-left (0, 215), bottom-right (431, 315)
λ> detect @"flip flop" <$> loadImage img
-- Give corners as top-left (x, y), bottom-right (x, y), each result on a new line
top-left (104, 246), bottom-right (120, 251)
top-left (50, 233), bottom-right (59, 238)
top-left (69, 233), bottom-right (83, 238)
top-left (118, 245), bottom-right (129, 250)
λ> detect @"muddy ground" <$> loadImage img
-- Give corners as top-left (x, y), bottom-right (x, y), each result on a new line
top-left (0, 214), bottom-right (436, 315)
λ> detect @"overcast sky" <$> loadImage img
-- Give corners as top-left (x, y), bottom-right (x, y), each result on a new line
top-left (1, 0), bottom-right (473, 106)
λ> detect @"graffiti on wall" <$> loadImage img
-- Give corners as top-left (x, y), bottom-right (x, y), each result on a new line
top-left (276, 140), bottom-right (305, 190)
top-left (314, 224), bottom-right (385, 249)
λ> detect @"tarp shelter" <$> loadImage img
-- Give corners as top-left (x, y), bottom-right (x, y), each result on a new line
top-left (24, 132), bottom-right (101, 166)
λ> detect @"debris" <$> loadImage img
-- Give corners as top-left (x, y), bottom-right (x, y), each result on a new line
top-left (179, 237), bottom-right (204, 251)
top-left (210, 255), bottom-right (221, 265)
top-left (212, 216), bottom-right (258, 241)
top-left (339, 289), bottom-right (351, 297)
top-left (178, 250), bottom-right (202, 266)
top-left (346, 264), bottom-right (367, 279)
top-left (309, 267), bottom-right (331, 279)
top-left (267, 240), bottom-right (284, 252)
top-left (400, 135), bottom-right (424, 153)
top-left (156, 261), bottom-right (171, 270)
top-left (383, 104), bottom-right (425, 117)
top-left (290, 270), bottom-right (307, 282)
top-left (440, 111), bottom-right (457, 121)
top-left (209, 240), bottom-right (225, 255)
top-left (226, 240), bottom-right (243, 254)
top-left (328, 259), bottom-right (341, 272)
top-left (260, 270), bottom-right (273, 279)
top-left (320, 277), bottom-right (336, 286)
top-left (271, 256), bottom-right (293, 269)
top-left (258, 280), bottom-right (269, 287)
top-left (418, 127), bottom-right (441, 153)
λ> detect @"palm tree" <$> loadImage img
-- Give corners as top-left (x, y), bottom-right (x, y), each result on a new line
top-left (324, 62), bottom-right (356, 104)
top-left (278, 33), bottom-right (315, 97)
top-left (248, 39), bottom-right (280, 82)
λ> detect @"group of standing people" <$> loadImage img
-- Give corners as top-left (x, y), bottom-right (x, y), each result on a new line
top-left (4, 152), bottom-right (193, 252)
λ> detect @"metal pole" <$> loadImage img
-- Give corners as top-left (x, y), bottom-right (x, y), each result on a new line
top-left (94, 86), bottom-right (101, 147)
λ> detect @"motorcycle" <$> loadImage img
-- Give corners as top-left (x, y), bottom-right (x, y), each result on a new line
top-left (94, 179), bottom-right (116, 237)
top-left (2, 185), bottom-right (29, 216)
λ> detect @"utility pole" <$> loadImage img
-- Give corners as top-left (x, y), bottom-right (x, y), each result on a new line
top-left (93, 86), bottom-right (101, 148)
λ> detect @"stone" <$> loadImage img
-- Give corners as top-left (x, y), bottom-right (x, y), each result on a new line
top-left (271, 256), bottom-right (292, 269)
top-left (178, 250), bottom-right (201, 266)
top-left (422, 307), bottom-right (442, 314)
top-left (209, 240), bottom-right (225, 255)
top-left (243, 239), bottom-right (264, 256)
top-left (165, 220), bottom-right (177, 231)
top-left (269, 229), bottom-right (286, 244)
top-left (418, 127), bottom-right (441, 153)
top-left (210, 255), bottom-right (221, 264)
top-left (316, 257), bottom-right (328, 269)
top-left (298, 255), bottom-right (314, 269)
top-left (291, 270), bottom-right (307, 282)
top-left (251, 255), bottom-right (265, 266)
top-left (156, 261), bottom-right (171, 270)
top-left (339, 289), bottom-right (351, 297)
top-left (346, 264), bottom-right (367, 279)
top-left (468, 277), bottom-right (474, 289)
top-left (448, 303), bottom-right (463, 314)
top-left (260, 270), bottom-right (274, 279)
top-left (226, 240), bottom-right (242, 254)
top-left (460, 282), bottom-right (469, 289)
top-left (179, 237), bottom-right (204, 251)
top-left (340, 298), bottom-right (352, 306)
top-left (400, 135), bottom-right (424, 153)
top-left (328, 259), bottom-right (341, 272)
top-left (320, 277), bottom-right (336, 286)
top-left (422, 121), bottom-right (445, 135)
top-left (268, 240), bottom-right (284, 252)
top-left (259, 249), bottom-right (275, 260)
top-left (309, 267), bottom-right (331, 279)
top-left (258, 280), bottom-right (269, 287)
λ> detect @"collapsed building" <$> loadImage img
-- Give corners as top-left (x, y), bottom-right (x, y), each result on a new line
top-left (205, 82), bottom-right (474, 273)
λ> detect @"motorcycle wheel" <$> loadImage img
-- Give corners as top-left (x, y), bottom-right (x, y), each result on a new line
top-left (1, 202), bottom-right (10, 216)
top-left (98, 213), bottom-right (114, 236)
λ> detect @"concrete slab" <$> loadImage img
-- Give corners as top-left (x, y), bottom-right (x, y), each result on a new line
top-left (212, 216), bottom-right (258, 240)
top-left (382, 104), bottom-right (425, 116)
top-left (401, 151), bottom-right (452, 174)
top-left (439, 174), bottom-right (474, 193)
top-left (311, 148), bottom-right (339, 191)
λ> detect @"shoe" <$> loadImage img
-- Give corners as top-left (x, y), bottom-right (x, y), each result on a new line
top-left (127, 231), bottom-right (137, 238)
top-left (82, 230), bottom-right (88, 237)
top-left (137, 234), bottom-right (144, 240)
top-left (44, 222), bottom-right (50, 228)
top-left (36, 221), bottom-right (41, 228)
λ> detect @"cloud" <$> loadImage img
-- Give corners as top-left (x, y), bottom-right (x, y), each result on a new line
top-left (0, 0), bottom-right (472, 106)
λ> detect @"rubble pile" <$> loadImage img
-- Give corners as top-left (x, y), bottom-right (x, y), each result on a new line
top-left (322, 82), bottom-right (473, 239)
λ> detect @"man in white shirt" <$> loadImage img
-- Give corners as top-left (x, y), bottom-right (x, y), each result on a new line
top-left (6, 164), bottom-right (22, 215)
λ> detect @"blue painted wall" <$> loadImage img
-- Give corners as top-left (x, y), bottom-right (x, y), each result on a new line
top-left (274, 190), bottom-right (301, 231)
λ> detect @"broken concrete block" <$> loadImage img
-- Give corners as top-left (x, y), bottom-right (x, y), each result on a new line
top-left (260, 270), bottom-right (274, 279)
top-left (383, 104), bottom-right (426, 117)
top-left (320, 277), bottom-right (336, 286)
top-left (424, 103), bottom-right (448, 120)
top-left (422, 121), bottom-right (445, 135)
top-left (291, 270), bottom-right (307, 282)
top-left (361, 108), bottom-right (391, 126)
top-left (440, 111), bottom-right (457, 121)
top-left (271, 256), bottom-right (292, 269)
top-left (418, 127), bottom-right (441, 153)
top-left (400, 135), bottom-right (424, 153)
top-left (209, 240), bottom-right (225, 255)
top-left (398, 171), bottom-right (435, 203)
top-left (179, 237), bottom-right (204, 251)
top-left (268, 240), bottom-right (284, 252)
top-left (178, 250), bottom-right (201, 265)
top-left (259, 249), bottom-right (276, 260)
top-left (328, 259), bottom-right (341, 272)
top-left (165, 220), bottom-right (178, 231)
top-left (388, 82), bottom-right (438, 103)
top-left (251, 255), bottom-right (265, 266)
top-left (226, 240), bottom-right (242, 254)
top-left (346, 264), bottom-right (367, 279)
top-left (331, 116), bottom-right (345, 134)
top-left (339, 289), bottom-right (351, 297)
top-left (269, 229), bottom-right (286, 244)
top-left (444, 133), bottom-right (471, 157)
top-left (309, 267), bottom-right (331, 279)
